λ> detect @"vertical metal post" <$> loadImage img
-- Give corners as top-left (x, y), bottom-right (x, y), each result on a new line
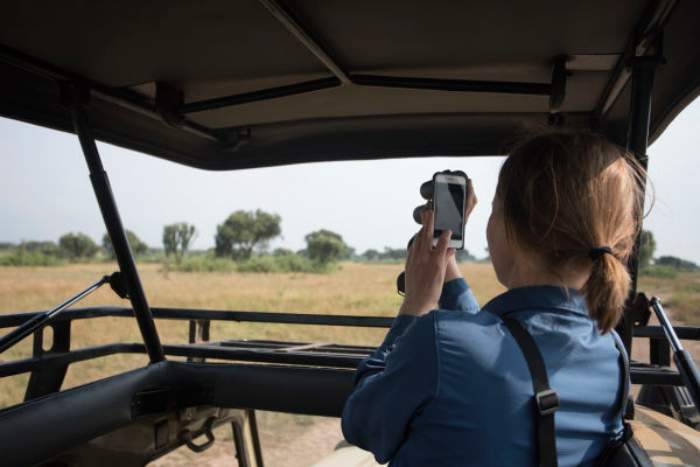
top-left (619, 52), bottom-right (660, 352)
top-left (626, 57), bottom-right (657, 294)
top-left (188, 319), bottom-right (210, 363)
top-left (68, 97), bottom-right (165, 363)
top-left (24, 321), bottom-right (71, 400)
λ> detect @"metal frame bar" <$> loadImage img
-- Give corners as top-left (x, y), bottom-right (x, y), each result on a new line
top-left (3, 306), bottom-right (699, 340)
top-left (626, 54), bottom-right (659, 297)
top-left (256, 0), bottom-right (351, 84)
top-left (0, 306), bottom-right (395, 329)
top-left (69, 102), bottom-right (165, 363)
top-left (24, 320), bottom-right (71, 400)
top-left (0, 337), bottom-right (687, 388)
top-left (179, 77), bottom-right (341, 114)
top-left (616, 35), bottom-right (663, 354)
top-left (352, 74), bottom-right (551, 95)
top-left (650, 298), bottom-right (700, 408)
top-left (178, 74), bottom-right (556, 115)
top-left (0, 276), bottom-right (108, 353)
top-left (593, 0), bottom-right (677, 118)
top-left (0, 45), bottom-right (219, 142)
top-left (247, 409), bottom-right (265, 467)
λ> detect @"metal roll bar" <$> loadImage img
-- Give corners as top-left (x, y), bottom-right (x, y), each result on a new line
top-left (66, 89), bottom-right (165, 363)
top-left (650, 298), bottom-right (700, 408)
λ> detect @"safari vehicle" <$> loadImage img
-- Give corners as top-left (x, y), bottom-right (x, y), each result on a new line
top-left (1, 1), bottom-right (699, 466)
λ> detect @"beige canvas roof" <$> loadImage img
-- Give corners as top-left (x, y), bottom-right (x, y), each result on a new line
top-left (0, 0), bottom-right (697, 169)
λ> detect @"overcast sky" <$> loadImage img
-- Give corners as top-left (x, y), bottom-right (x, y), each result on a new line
top-left (1, 97), bottom-right (699, 263)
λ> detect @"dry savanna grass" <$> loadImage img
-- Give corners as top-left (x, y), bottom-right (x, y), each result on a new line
top-left (0, 261), bottom-right (505, 409)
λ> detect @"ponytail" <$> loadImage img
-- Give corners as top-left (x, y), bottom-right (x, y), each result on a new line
top-left (584, 252), bottom-right (631, 333)
top-left (497, 130), bottom-right (647, 334)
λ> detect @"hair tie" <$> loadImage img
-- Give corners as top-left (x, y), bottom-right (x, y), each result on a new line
top-left (589, 246), bottom-right (613, 261)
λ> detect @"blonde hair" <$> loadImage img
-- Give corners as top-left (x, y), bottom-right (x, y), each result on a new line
top-left (496, 131), bottom-right (647, 333)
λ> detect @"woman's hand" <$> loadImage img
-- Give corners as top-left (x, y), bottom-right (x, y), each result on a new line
top-left (399, 209), bottom-right (454, 317)
top-left (445, 178), bottom-right (478, 281)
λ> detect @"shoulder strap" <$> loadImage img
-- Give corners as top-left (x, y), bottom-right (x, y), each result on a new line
top-left (502, 317), bottom-right (559, 467)
top-left (611, 332), bottom-right (631, 420)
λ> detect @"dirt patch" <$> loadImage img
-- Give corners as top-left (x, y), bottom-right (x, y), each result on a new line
top-left (150, 416), bottom-right (343, 467)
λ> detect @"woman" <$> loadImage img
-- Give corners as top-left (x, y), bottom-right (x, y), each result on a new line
top-left (341, 131), bottom-right (645, 466)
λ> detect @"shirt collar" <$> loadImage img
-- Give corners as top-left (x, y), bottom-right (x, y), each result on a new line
top-left (482, 285), bottom-right (589, 317)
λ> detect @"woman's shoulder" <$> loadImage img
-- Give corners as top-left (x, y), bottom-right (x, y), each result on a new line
top-left (433, 306), bottom-right (503, 331)
top-left (431, 308), bottom-right (507, 357)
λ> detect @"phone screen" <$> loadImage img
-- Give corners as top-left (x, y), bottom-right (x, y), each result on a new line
top-left (434, 180), bottom-right (465, 240)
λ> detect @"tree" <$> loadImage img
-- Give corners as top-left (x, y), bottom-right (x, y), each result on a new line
top-left (162, 223), bottom-right (197, 261)
top-left (215, 210), bottom-right (281, 260)
top-left (455, 249), bottom-right (476, 262)
top-left (102, 230), bottom-right (148, 258)
top-left (19, 240), bottom-right (60, 257)
top-left (59, 233), bottom-right (98, 260)
top-left (305, 229), bottom-right (349, 264)
top-left (655, 255), bottom-right (699, 272)
top-left (362, 249), bottom-right (380, 261)
top-left (638, 230), bottom-right (656, 269)
top-left (273, 247), bottom-right (295, 257)
top-left (379, 247), bottom-right (407, 261)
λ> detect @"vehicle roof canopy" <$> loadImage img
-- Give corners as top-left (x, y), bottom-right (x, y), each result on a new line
top-left (0, 0), bottom-right (697, 170)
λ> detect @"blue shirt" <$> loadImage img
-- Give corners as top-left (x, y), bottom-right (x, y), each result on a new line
top-left (341, 278), bottom-right (625, 466)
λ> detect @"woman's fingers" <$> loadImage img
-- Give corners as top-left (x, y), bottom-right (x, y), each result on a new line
top-left (406, 233), bottom-right (416, 264)
top-left (435, 229), bottom-right (451, 258)
top-left (421, 208), bottom-right (434, 245)
top-left (465, 178), bottom-right (478, 218)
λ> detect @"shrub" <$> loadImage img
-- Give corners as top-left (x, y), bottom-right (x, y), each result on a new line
top-left (0, 250), bottom-right (63, 266)
top-left (173, 256), bottom-right (236, 273)
top-left (640, 265), bottom-right (678, 279)
top-left (655, 255), bottom-right (699, 272)
top-left (169, 253), bottom-right (328, 274)
top-left (103, 230), bottom-right (148, 258)
top-left (271, 254), bottom-right (316, 273)
top-left (236, 256), bottom-right (279, 273)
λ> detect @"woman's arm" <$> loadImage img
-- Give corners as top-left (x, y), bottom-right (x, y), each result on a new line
top-left (341, 312), bottom-right (438, 463)
top-left (438, 254), bottom-right (480, 313)
top-left (342, 211), bottom-right (449, 462)
top-left (439, 276), bottom-right (480, 314)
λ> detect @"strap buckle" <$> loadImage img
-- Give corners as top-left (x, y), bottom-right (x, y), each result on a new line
top-left (535, 389), bottom-right (560, 416)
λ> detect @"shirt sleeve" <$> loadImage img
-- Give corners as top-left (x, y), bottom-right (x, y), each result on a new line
top-left (438, 277), bottom-right (480, 314)
top-left (341, 311), bottom-right (439, 463)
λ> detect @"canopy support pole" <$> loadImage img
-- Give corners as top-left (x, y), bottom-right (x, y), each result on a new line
top-left (619, 50), bottom-right (661, 352)
top-left (626, 56), bottom-right (657, 293)
top-left (67, 89), bottom-right (165, 363)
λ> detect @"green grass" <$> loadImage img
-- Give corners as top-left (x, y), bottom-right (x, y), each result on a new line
top-left (168, 254), bottom-right (331, 274)
top-left (640, 265), bottom-right (679, 279)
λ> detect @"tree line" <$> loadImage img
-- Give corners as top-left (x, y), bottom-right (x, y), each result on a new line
top-left (0, 209), bottom-right (360, 272)
top-left (5, 214), bottom-right (692, 276)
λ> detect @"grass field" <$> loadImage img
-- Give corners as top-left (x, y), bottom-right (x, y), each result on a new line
top-left (0, 261), bottom-right (698, 465)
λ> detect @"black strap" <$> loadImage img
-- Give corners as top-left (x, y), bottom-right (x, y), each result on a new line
top-left (502, 317), bottom-right (559, 467)
top-left (594, 333), bottom-right (635, 467)
top-left (611, 332), bottom-right (631, 420)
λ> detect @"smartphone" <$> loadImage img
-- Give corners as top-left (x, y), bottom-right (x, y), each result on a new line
top-left (432, 172), bottom-right (467, 249)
